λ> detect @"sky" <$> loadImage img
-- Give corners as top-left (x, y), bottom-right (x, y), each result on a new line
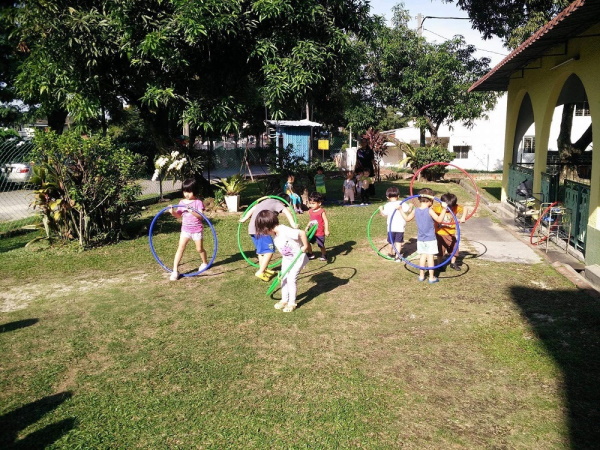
top-left (369, 0), bottom-right (509, 67)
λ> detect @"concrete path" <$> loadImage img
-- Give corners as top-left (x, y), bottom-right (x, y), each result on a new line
top-left (460, 217), bottom-right (543, 264)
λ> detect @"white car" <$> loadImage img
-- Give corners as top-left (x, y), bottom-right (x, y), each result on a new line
top-left (0, 162), bottom-right (33, 184)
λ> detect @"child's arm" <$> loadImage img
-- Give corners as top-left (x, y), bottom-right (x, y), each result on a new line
top-left (322, 211), bottom-right (330, 236)
top-left (298, 229), bottom-right (309, 253)
top-left (459, 205), bottom-right (469, 223)
top-left (430, 202), bottom-right (447, 223)
top-left (169, 205), bottom-right (183, 218)
top-left (379, 205), bottom-right (387, 217)
top-left (281, 208), bottom-right (298, 228)
top-left (238, 205), bottom-right (256, 223)
top-left (398, 204), bottom-right (414, 221)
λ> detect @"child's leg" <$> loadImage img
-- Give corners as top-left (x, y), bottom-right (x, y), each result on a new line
top-left (283, 256), bottom-right (307, 307)
top-left (419, 253), bottom-right (427, 280)
top-left (394, 241), bottom-right (402, 258)
top-left (193, 237), bottom-right (208, 265)
top-left (172, 234), bottom-right (191, 278)
top-left (426, 254), bottom-right (436, 280)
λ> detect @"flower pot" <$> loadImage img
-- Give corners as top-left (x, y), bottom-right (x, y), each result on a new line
top-left (224, 194), bottom-right (240, 212)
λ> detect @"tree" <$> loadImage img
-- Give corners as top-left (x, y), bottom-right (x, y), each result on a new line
top-left (369, 6), bottom-right (498, 145)
top-left (444, 0), bottom-right (569, 49)
top-left (445, 0), bottom-right (591, 180)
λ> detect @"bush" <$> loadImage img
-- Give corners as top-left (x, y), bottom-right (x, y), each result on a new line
top-left (30, 131), bottom-right (145, 247)
top-left (413, 146), bottom-right (454, 181)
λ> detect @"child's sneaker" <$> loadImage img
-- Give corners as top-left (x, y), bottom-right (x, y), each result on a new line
top-left (450, 263), bottom-right (462, 271)
top-left (274, 300), bottom-right (287, 310)
top-left (170, 271), bottom-right (179, 281)
top-left (318, 256), bottom-right (327, 261)
top-left (307, 253), bottom-right (316, 260)
top-left (255, 272), bottom-right (271, 282)
top-left (199, 263), bottom-right (208, 271)
top-left (283, 303), bottom-right (297, 312)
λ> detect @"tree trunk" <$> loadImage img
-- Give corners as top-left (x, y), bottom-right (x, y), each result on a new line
top-left (47, 109), bottom-right (69, 134)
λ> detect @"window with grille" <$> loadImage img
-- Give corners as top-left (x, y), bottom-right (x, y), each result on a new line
top-left (452, 145), bottom-right (470, 159)
top-left (574, 101), bottom-right (590, 116)
top-left (523, 136), bottom-right (535, 153)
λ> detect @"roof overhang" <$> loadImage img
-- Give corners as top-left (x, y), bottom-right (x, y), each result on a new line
top-left (265, 119), bottom-right (322, 127)
top-left (469, 0), bottom-right (600, 92)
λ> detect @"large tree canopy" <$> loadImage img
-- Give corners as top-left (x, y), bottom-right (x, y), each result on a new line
top-left (444, 0), bottom-right (570, 48)
top-left (368, 6), bottom-right (497, 143)
top-left (3, 0), bottom-right (372, 138)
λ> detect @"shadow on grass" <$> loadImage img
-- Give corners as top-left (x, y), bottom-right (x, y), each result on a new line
top-left (511, 286), bottom-right (600, 448)
top-left (0, 318), bottom-right (38, 333)
top-left (326, 240), bottom-right (356, 260)
top-left (0, 391), bottom-right (75, 449)
top-left (482, 186), bottom-right (502, 202)
top-left (295, 267), bottom-right (357, 308)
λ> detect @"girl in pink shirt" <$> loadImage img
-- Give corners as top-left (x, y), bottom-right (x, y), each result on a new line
top-left (169, 179), bottom-right (208, 280)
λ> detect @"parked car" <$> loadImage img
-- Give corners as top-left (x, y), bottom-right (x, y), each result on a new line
top-left (0, 162), bottom-right (33, 185)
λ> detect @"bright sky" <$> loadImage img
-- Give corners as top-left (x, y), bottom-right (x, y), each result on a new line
top-left (369, 0), bottom-right (509, 66)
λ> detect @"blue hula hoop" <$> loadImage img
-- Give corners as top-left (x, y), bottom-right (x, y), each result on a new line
top-left (148, 204), bottom-right (218, 276)
top-left (389, 194), bottom-right (461, 271)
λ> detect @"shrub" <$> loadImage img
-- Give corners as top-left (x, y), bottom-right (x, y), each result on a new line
top-left (412, 146), bottom-right (454, 181)
top-left (30, 131), bottom-right (145, 248)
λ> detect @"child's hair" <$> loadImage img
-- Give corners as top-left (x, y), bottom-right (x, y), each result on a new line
top-left (316, 166), bottom-right (324, 172)
top-left (182, 178), bottom-right (198, 195)
top-left (346, 171), bottom-right (354, 177)
top-left (418, 187), bottom-right (434, 203)
top-left (286, 173), bottom-right (295, 180)
top-left (440, 192), bottom-right (457, 208)
top-left (386, 186), bottom-right (399, 198)
top-left (255, 210), bottom-right (279, 236)
top-left (308, 192), bottom-right (324, 203)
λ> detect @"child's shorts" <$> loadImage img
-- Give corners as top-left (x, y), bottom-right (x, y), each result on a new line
top-left (309, 235), bottom-right (326, 248)
top-left (251, 234), bottom-right (275, 254)
top-left (417, 239), bottom-right (438, 255)
top-left (344, 189), bottom-right (355, 202)
top-left (436, 234), bottom-right (457, 255)
top-left (387, 231), bottom-right (404, 244)
top-left (316, 186), bottom-right (326, 194)
top-left (181, 231), bottom-right (203, 241)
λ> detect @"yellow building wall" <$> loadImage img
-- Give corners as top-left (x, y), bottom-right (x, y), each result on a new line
top-left (502, 24), bottom-right (600, 264)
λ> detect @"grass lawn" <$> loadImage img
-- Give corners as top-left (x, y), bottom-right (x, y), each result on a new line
top-left (1, 178), bottom-right (599, 448)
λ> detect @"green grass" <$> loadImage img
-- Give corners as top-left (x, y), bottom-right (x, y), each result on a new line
top-left (1, 179), bottom-right (599, 448)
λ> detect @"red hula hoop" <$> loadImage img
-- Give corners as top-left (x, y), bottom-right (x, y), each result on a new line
top-left (529, 201), bottom-right (560, 245)
top-left (410, 162), bottom-right (480, 222)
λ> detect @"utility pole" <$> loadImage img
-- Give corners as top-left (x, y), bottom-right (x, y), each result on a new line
top-left (416, 13), bottom-right (424, 36)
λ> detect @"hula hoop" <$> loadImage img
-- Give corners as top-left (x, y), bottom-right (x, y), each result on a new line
top-left (366, 206), bottom-right (398, 261)
top-left (410, 162), bottom-right (479, 222)
top-left (237, 195), bottom-right (297, 269)
top-left (148, 204), bottom-right (218, 276)
top-left (529, 201), bottom-right (560, 245)
top-left (388, 194), bottom-right (461, 271)
top-left (266, 224), bottom-right (318, 297)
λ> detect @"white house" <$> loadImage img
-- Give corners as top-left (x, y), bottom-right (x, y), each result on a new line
top-left (379, 93), bottom-right (591, 171)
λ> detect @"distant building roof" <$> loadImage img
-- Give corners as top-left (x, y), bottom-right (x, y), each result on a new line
top-left (265, 119), bottom-right (322, 127)
top-left (469, 0), bottom-right (600, 92)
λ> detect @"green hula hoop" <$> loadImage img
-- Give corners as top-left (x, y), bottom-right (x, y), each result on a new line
top-left (367, 206), bottom-right (395, 261)
top-left (237, 195), bottom-right (298, 269)
top-left (266, 224), bottom-right (318, 297)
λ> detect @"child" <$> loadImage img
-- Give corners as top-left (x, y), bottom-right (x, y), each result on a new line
top-left (358, 169), bottom-right (373, 205)
top-left (305, 192), bottom-right (330, 261)
top-left (314, 166), bottom-right (326, 199)
top-left (379, 186), bottom-right (410, 261)
top-left (239, 196), bottom-right (298, 281)
top-left (434, 192), bottom-right (467, 271)
top-left (255, 209), bottom-right (309, 312)
top-left (284, 173), bottom-right (303, 214)
top-left (399, 188), bottom-right (446, 283)
top-left (342, 171), bottom-right (356, 205)
top-left (168, 178), bottom-right (208, 281)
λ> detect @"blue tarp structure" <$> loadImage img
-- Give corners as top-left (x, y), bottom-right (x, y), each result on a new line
top-left (265, 119), bottom-right (322, 162)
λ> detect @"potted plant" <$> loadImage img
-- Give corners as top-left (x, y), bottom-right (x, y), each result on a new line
top-left (215, 174), bottom-right (247, 212)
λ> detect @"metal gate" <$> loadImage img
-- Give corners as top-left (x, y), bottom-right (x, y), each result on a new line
top-left (563, 180), bottom-right (589, 252)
